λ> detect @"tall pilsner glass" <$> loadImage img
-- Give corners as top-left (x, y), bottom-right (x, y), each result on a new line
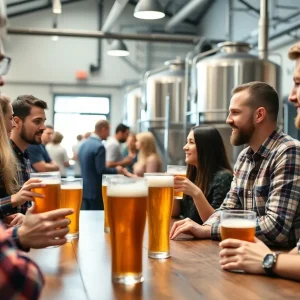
top-left (60, 178), bottom-right (83, 239)
top-left (220, 210), bottom-right (256, 242)
top-left (30, 171), bottom-right (61, 213)
top-left (107, 177), bottom-right (148, 285)
top-left (166, 165), bottom-right (186, 199)
top-left (145, 173), bottom-right (174, 259)
top-left (102, 174), bottom-right (124, 233)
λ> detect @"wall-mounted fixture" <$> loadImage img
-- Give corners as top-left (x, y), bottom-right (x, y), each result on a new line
top-left (134, 0), bottom-right (165, 20)
top-left (107, 39), bottom-right (129, 57)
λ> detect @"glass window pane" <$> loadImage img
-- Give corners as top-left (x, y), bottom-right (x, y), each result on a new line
top-left (54, 113), bottom-right (107, 157)
top-left (54, 96), bottom-right (110, 114)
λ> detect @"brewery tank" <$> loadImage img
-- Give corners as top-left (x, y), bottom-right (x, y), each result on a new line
top-left (123, 84), bottom-right (142, 132)
top-left (192, 41), bottom-right (281, 163)
top-left (140, 59), bottom-right (186, 168)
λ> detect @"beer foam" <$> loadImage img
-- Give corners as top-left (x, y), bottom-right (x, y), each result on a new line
top-left (107, 182), bottom-right (148, 197)
top-left (146, 176), bottom-right (174, 187)
top-left (41, 180), bottom-right (61, 185)
top-left (221, 219), bottom-right (256, 228)
top-left (61, 185), bottom-right (82, 190)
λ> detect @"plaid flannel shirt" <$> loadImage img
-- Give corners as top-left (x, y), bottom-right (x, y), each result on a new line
top-left (204, 128), bottom-right (300, 248)
top-left (0, 222), bottom-right (44, 299)
top-left (0, 140), bottom-right (31, 218)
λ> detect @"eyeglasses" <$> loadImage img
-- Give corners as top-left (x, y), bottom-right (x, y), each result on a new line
top-left (0, 56), bottom-right (11, 75)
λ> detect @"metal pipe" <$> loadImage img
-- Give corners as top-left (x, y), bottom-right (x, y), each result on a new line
top-left (165, 0), bottom-right (212, 32)
top-left (7, 27), bottom-right (201, 44)
top-left (102, 0), bottom-right (129, 33)
top-left (258, 0), bottom-right (268, 59)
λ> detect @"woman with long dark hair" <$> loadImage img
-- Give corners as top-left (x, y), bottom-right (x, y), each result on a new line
top-left (172, 125), bottom-right (233, 224)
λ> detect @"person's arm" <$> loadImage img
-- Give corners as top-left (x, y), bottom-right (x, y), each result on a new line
top-left (95, 145), bottom-right (118, 175)
top-left (219, 238), bottom-right (300, 281)
top-left (106, 156), bottom-right (133, 168)
top-left (0, 222), bottom-right (44, 299)
top-left (255, 146), bottom-right (300, 246)
top-left (32, 160), bottom-right (59, 172)
top-left (63, 149), bottom-right (70, 168)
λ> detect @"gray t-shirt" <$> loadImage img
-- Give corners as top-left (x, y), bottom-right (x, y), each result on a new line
top-left (105, 137), bottom-right (123, 162)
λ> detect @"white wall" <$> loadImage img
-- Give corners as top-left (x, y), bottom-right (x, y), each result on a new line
top-left (2, 0), bottom-right (194, 132)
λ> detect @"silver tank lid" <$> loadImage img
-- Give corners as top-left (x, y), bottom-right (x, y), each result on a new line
top-left (217, 41), bottom-right (251, 54)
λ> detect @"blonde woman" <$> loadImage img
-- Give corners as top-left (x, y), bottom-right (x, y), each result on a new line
top-left (0, 95), bottom-right (44, 225)
top-left (133, 132), bottom-right (162, 176)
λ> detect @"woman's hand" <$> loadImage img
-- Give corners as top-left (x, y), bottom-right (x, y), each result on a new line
top-left (219, 238), bottom-right (271, 274)
top-left (11, 178), bottom-right (45, 207)
top-left (6, 213), bottom-right (25, 227)
top-left (169, 218), bottom-right (210, 240)
top-left (174, 176), bottom-right (200, 198)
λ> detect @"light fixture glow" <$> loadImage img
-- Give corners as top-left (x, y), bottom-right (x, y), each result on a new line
top-left (53, 0), bottom-right (62, 14)
top-left (134, 0), bottom-right (165, 20)
top-left (107, 40), bottom-right (129, 57)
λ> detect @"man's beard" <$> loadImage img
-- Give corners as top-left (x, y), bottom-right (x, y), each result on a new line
top-left (295, 114), bottom-right (300, 129)
top-left (230, 123), bottom-right (255, 146)
top-left (20, 126), bottom-right (43, 145)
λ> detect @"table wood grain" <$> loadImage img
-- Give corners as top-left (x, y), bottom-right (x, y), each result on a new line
top-left (27, 211), bottom-right (300, 300)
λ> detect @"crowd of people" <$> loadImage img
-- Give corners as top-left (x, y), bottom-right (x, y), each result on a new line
top-left (1, 40), bottom-right (300, 298)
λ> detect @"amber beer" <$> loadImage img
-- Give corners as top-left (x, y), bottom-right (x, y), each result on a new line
top-left (102, 174), bottom-right (124, 233)
top-left (60, 179), bottom-right (83, 239)
top-left (30, 172), bottom-right (61, 213)
top-left (107, 177), bottom-right (148, 284)
top-left (220, 210), bottom-right (256, 242)
top-left (167, 165), bottom-right (187, 199)
top-left (145, 173), bottom-right (174, 259)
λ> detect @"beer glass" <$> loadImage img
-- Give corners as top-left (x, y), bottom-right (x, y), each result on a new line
top-left (102, 174), bottom-right (124, 233)
top-left (107, 177), bottom-right (148, 285)
top-left (60, 178), bottom-right (83, 239)
top-left (166, 165), bottom-right (187, 199)
top-left (30, 172), bottom-right (61, 213)
top-left (144, 173), bottom-right (174, 259)
top-left (220, 210), bottom-right (256, 242)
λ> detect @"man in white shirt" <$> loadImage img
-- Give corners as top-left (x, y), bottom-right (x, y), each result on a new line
top-left (105, 123), bottom-right (134, 168)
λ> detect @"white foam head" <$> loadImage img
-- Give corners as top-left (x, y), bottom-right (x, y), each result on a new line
top-left (61, 185), bottom-right (82, 190)
top-left (221, 219), bottom-right (256, 228)
top-left (40, 179), bottom-right (61, 185)
top-left (107, 181), bottom-right (148, 197)
top-left (145, 175), bottom-right (174, 187)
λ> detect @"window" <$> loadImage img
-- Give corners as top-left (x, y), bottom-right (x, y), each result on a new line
top-left (53, 94), bottom-right (110, 158)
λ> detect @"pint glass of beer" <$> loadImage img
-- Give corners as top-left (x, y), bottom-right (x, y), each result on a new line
top-left (107, 177), bottom-right (148, 285)
top-left (144, 173), bottom-right (174, 259)
top-left (166, 165), bottom-right (187, 199)
top-left (102, 174), bottom-right (124, 233)
top-left (60, 178), bottom-right (83, 239)
top-left (220, 210), bottom-right (256, 242)
top-left (30, 172), bottom-right (61, 213)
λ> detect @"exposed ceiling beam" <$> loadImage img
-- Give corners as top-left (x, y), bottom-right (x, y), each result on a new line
top-left (7, 26), bottom-right (201, 44)
top-left (8, 0), bottom-right (85, 18)
top-left (165, 0), bottom-right (214, 32)
top-left (8, 0), bottom-right (38, 8)
top-left (102, 0), bottom-right (129, 32)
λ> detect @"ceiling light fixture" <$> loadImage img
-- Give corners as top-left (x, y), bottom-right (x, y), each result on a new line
top-left (134, 0), bottom-right (165, 20)
top-left (107, 40), bottom-right (129, 57)
top-left (53, 0), bottom-right (62, 14)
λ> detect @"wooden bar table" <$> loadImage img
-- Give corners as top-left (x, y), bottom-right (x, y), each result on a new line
top-left (28, 211), bottom-right (300, 300)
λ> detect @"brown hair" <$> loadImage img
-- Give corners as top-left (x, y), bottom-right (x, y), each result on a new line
top-left (0, 95), bottom-right (19, 194)
top-left (185, 125), bottom-right (232, 197)
top-left (12, 95), bottom-right (47, 120)
top-left (52, 131), bottom-right (64, 144)
top-left (232, 81), bottom-right (279, 122)
top-left (288, 43), bottom-right (300, 60)
top-left (95, 120), bottom-right (109, 132)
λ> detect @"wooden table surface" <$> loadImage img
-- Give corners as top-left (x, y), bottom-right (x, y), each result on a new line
top-left (28, 211), bottom-right (300, 300)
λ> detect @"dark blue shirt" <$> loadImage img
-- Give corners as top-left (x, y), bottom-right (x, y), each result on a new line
top-left (26, 144), bottom-right (51, 172)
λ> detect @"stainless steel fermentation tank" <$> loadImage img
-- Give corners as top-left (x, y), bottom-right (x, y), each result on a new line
top-left (123, 84), bottom-right (142, 132)
top-left (187, 41), bottom-right (280, 164)
top-left (139, 59), bottom-right (186, 168)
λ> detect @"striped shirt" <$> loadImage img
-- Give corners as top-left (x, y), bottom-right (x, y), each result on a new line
top-left (204, 127), bottom-right (300, 248)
